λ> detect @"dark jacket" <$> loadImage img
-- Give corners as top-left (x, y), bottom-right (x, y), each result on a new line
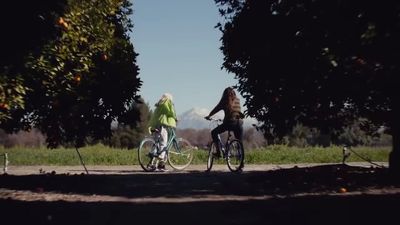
top-left (209, 96), bottom-right (244, 123)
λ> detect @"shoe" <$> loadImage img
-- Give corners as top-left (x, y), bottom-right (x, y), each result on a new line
top-left (146, 163), bottom-right (156, 170)
top-left (157, 162), bottom-right (168, 172)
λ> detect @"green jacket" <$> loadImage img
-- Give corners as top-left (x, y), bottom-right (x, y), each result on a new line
top-left (149, 99), bottom-right (177, 129)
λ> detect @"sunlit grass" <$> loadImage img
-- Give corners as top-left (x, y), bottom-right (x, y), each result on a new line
top-left (0, 144), bottom-right (390, 166)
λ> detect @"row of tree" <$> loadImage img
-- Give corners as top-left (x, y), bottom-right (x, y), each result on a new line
top-left (1, 119), bottom-right (391, 149)
top-left (1, 0), bottom-right (399, 171)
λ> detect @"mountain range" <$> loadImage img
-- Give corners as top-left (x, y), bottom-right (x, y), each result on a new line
top-left (177, 107), bottom-right (258, 130)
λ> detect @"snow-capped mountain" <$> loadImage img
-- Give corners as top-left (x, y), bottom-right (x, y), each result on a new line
top-left (177, 107), bottom-right (257, 130)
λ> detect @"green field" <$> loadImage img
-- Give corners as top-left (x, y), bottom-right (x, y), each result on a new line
top-left (0, 144), bottom-right (390, 166)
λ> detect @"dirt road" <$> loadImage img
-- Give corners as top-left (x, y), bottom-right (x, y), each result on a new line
top-left (1, 162), bottom-right (399, 225)
top-left (1, 162), bottom-right (388, 175)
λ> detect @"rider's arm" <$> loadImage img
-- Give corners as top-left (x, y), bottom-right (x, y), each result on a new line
top-left (207, 99), bottom-right (224, 118)
top-left (165, 100), bottom-right (177, 121)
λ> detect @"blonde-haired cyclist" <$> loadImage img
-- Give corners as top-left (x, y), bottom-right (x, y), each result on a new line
top-left (148, 93), bottom-right (178, 171)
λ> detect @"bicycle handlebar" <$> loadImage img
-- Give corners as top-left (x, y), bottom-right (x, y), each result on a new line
top-left (204, 117), bottom-right (222, 122)
top-left (150, 128), bottom-right (160, 133)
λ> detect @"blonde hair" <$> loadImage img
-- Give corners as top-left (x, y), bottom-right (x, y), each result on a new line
top-left (156, 93), bottom-right (173, 105)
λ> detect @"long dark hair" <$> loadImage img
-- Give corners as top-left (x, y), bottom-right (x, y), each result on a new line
top-left (220, 87), bottom-right (236, 107)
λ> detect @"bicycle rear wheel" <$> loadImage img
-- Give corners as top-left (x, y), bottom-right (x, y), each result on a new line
top-left (168, 138), bottom-right (194, 170)
top-left (137, 137), bottom-right (157, 172)
top-left (206, 142), bottom-right (217, 172)
top-left (226, 139), bottom-right (244, 172)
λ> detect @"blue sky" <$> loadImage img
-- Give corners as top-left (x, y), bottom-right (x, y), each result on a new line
top-left (129, 0), bottom-right (242, 115)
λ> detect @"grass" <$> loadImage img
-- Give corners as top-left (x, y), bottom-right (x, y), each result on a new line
top-left (0, 144), bottom-right (390, 166)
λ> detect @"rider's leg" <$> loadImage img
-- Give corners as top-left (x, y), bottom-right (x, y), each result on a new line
top-left (211, 124), bottom-right (228, 156)
top-left (233, 119), bottom-right (244, 142)
top-left (158, 126), bottom-right (168, 160)
top-left (156, 126), bottom-right (168, 171)
top-left (232, 119), bottom-right (244, 169)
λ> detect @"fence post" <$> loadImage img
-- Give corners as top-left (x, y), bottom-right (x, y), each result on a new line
top-left (2, 153), bottom-right (8, 173)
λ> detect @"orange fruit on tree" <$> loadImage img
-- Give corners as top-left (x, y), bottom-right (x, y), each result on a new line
top-left (62, 22), bottom-right (69, 29)
top-left (356, 58), bottom-right (366, 65)
top-left (57, 17), bottom-right (69, 29)
top-left (0, 103), bottom-right (9, 110)
top-left (58, 17), bottom-right (65, 25)
top-left (74, 74), bottom-right (81, 82)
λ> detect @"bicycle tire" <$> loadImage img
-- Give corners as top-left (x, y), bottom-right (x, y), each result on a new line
top-left (206, 142), bottom-right (217, 172)
top-left (137, 137), bottom-right (158, 172)
top-left (226, 139), bottom-right (244, 172)
top-left (168, 138), bottom-right (194, 170)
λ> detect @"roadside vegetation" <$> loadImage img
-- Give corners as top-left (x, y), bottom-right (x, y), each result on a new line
top-left (0, 144), bottom-right (389, 166)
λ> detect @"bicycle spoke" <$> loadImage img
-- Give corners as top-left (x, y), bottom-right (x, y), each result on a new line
top-left (168, 138), bottom-right (194, 170)
top-left (138, 138), bottom-right (158, 172)
top-left (169, 150), bottom-right (191, 158)
top-left (206, 142), bottom-right (217, 172)
top-left (226, 139), bottom-right (244, 172)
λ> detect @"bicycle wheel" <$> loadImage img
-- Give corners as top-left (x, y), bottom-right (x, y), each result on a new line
top-left (168, 138), bottom-right (194, 170)
top-left (206, 142), bottom-right (217, 172)
top-left (138, 137), bottom-right (158, 172)
top-left (226, 139), bottom-right (244, 172)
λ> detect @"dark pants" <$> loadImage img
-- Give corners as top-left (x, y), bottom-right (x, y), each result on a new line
top-left (211, 119), bottom-right (243, 149)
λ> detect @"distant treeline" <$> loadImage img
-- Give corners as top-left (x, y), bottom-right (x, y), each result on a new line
top-left (0, 121), bottom-right (392, 149)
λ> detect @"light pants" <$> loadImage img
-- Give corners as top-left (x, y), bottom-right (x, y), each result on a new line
top-left (158, 126), bottom-right (168, 161)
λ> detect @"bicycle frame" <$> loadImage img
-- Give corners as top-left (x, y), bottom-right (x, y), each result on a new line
top-left (154, 127), bottom-right (178, 155)
top-left (216, 131), bottom-right (234, 157)
top-left (138, 126), bottom-right (193, 171)
top-left (209, 118), bottom-right (233, 155)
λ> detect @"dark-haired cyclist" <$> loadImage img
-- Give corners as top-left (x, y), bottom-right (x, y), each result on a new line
top-left (205, 87), bottom-right (244, 157)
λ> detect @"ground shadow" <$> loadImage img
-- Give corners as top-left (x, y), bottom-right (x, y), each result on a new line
top-left (1, 164), bottom-right (399, 225)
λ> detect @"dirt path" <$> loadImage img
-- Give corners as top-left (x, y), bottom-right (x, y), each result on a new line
top-left (1, 162), bottom-right (399, 225)
top-left (2, 162), bottom-right (388, 175)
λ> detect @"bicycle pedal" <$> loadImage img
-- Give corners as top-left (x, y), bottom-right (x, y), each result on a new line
top-left (212, 152), bottom-right (221, 158)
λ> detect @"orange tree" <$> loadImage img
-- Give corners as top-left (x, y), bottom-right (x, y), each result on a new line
top-left (215, 0), bottom-right (400, 171)
top-left (0, 0), bottom-right (64, 124)
top-left (0, 0), bottom-right (141, 148)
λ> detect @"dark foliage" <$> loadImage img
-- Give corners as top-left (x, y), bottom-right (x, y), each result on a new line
top-left (106, 99), bottom-right (151, 149)
top-left (215, 0), bottom-right (400, 169)
top-left (0, 0), bottom-right (142, 148)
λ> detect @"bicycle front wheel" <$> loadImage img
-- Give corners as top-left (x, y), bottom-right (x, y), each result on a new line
top-left (168, 138), bottom-right (194, 170)
top-left (226, 139), bottom-right (244, 172)
top-left (206, 142), bottom-right (217, 172)
top-left (138, 137), bottom-right (157, 172)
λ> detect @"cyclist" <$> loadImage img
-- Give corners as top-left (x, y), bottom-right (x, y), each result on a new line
top-left (205, 87), bottom-right (244, 158)
top-left (148, 93), bottom-right (178, 171)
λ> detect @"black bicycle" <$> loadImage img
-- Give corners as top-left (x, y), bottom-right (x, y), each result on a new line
top-left (205, 118), bottom-right (244, 172)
